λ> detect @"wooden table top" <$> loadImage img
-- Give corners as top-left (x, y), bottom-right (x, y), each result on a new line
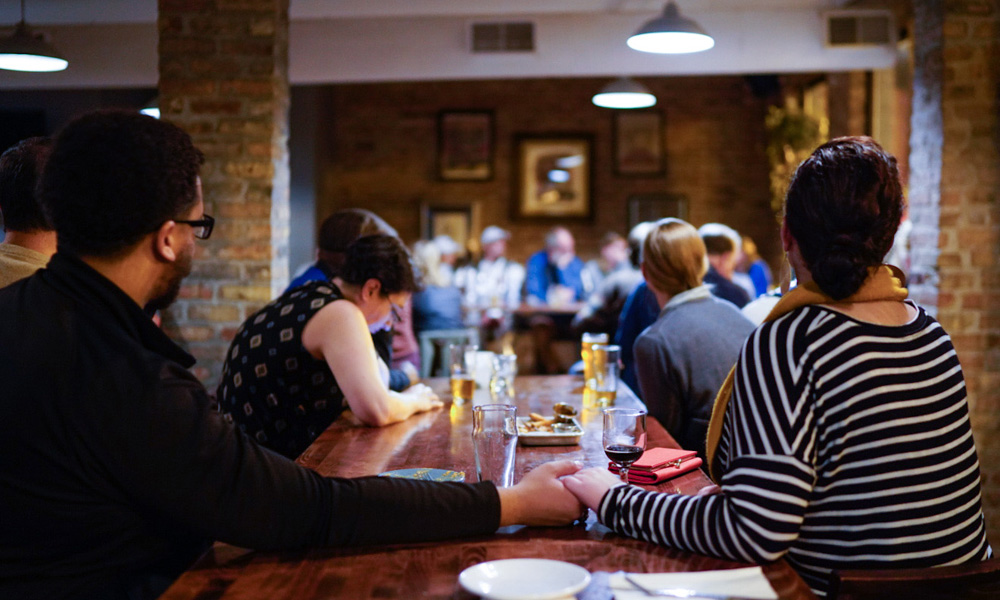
top-left (161, 375), bottom-right (816, 600)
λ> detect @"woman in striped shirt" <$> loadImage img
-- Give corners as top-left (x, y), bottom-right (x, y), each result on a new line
top-left (563, 137), bottom-right (991, 597)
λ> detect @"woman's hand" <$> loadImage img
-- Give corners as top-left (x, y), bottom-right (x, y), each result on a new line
top-left (401, 383), bottom-right (443, 412)
top-left (497, 461), bottom-right (585, 526)
top-left (560, 467), bottom-right (623, 512)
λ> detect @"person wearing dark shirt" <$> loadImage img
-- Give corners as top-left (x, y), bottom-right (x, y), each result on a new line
top-left (285, 208), bottom-right (418, 392)
top-left (0, 136), bottom-right (56, 287)
top-left (0, 109), bottom-right (584, 600)
top-left (698, 223), bottom-right (751, 308)
top-left (218, 235), bottom-right (442, 459)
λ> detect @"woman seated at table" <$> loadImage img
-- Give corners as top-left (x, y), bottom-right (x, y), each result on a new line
top-left (218, 234), bottom-right (443, 459)
top-left (411, 239), bottom-right (464, 336)
top-left (633, 218), bottom-right (755, 458)
top-left (563, 137), bottom-right (992, 598)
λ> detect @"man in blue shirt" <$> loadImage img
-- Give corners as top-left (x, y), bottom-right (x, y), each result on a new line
top-left (524, 226), bottom-right (591, 305)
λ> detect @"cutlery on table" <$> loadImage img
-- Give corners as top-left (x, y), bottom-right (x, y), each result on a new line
top-left (623, 573), bottom-right (766, 600)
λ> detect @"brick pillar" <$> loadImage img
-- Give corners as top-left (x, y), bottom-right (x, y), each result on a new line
top-left (157, 0), bottom-right (290, 386)
top-left (913, 0), bottom-right (1000, 543)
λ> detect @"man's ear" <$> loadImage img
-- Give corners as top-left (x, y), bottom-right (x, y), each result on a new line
top-left (153, 220), bottom-right (179, 263)
top-left (780, 220), bottom-right (794, 254)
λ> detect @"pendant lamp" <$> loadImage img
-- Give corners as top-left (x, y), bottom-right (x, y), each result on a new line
top-left (592, 77), bottom-right (656, 110)
top-left (627, 1), bottom-right (715, 55)
top-left (0, 0), bottom-right (67, 72)
top-left (140, 96), bottom-right (160, 119)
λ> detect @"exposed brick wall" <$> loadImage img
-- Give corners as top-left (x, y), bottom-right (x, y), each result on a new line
top-left (157, 0), bottom-right (290, 386)
top-left (939, 0), bottom-right (1000, 545)
top-left (827, 71), bottom-right (871, 139)
top-left (913, 0), bottom-right (1000, 545)
top-left (315, 77), bottom-right (782, 271)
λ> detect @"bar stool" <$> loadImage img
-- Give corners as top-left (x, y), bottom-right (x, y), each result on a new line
top-left (829, 559), bottom-right (1000, 600)
top-left (418, 328), bottom-right (480, 377)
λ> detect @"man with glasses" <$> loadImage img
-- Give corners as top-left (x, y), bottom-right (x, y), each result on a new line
top-left (0, 110), bottom-right (585, 600)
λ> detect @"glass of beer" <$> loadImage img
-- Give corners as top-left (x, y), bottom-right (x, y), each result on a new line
top-left (581, 332), bottom-right (609, 392)
top-left (448, 342), bottom-right (478, 404)
top-left (592, 344), bottom-right (620, 408)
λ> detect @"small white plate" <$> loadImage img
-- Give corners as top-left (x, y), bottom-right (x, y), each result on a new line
top-left (459, 558), bottom-right (591, 600)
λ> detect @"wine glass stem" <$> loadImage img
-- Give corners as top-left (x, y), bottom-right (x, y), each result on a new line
top-left (620, 465), bottom-right (630, 484)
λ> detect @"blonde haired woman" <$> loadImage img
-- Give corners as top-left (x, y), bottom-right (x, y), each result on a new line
top-left (633, 218), bottom-right (755, 457)
top-left (411, 239), bottom-right (463, 335)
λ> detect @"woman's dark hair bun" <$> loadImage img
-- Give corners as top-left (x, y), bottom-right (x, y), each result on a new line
top-left (783, 136), bottom-right (904, 300)
top-left (810, 246), bottom-right (870, 301)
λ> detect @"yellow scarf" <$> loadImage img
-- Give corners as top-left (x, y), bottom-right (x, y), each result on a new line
top-left (704, 265), bottom-right (909, 482)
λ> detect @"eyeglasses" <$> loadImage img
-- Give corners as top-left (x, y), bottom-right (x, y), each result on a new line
top-left (174, 214), bottom-right (215, 240)
top-left (390, 302), bottom-right (404, 324)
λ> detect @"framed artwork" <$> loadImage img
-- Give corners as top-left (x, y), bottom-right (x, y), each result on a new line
top-left (613, 110), bottom-right (665, 176)
top-left (437, 110), bottom-right (494, 181)
top-left (422, 205), bottom-right (473, 252)
top-left (627, 193), bottom-right (688, 229)
top-left (513, 135), bottom-right (593, 220)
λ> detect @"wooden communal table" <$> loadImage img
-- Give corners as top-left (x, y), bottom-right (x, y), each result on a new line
top-left (161, 375), bottom-right (816, 600)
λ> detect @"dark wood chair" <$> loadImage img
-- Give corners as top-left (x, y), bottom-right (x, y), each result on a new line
top-left (829, 559), bottom-right (1000, 600)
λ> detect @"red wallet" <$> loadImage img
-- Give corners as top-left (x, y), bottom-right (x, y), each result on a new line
top-left (608, 447), bottom-right (702, 484)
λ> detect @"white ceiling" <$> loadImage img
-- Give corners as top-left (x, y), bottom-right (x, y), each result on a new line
top-left (0, 0), bottom-right (893, 89)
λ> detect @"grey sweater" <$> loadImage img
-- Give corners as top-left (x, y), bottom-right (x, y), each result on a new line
top-left (634, 290), bottom-right (756, 456)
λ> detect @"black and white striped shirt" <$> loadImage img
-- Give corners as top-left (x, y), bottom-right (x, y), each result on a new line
top-left (599, 303), bottom-right (991, 597)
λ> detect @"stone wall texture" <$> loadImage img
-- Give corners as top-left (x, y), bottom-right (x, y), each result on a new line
top-left (157, 0), bottom-right (290, 386)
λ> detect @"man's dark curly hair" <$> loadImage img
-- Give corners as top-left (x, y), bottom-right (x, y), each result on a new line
top-left (0, 136), bottom-right (53, 233)
top-left (39, 109), bottom-right (205, 257)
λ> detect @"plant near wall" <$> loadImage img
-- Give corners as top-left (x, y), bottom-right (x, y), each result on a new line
top-left (765, 105), bottom-right (821, 217)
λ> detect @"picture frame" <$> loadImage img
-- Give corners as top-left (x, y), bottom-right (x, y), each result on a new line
top-left (613, 110), bottom-right (665, 176)
top-left (421, 205), bottom-right (473, 253)
top-left (513, 134), bottom-right (593, 220)
top-left (437, 110), bottom-right (494, 181)
top-left (627, 193), bottom-right (688, 230)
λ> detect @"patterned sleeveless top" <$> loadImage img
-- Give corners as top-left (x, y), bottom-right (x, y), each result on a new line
top-left (217, 281), bottom-right (348, 459)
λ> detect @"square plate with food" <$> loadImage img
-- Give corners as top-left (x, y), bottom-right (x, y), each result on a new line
top-left (516, 413), bottom-right (584, 446)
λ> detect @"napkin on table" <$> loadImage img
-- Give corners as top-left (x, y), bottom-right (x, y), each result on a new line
top-left (608, 566), bottom-right (778, 600)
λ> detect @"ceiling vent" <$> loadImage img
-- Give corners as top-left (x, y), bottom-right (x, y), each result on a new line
top-left (825, 10), bottom-right (895, 47)
top-left (469, 21), bottom-right (535, 53)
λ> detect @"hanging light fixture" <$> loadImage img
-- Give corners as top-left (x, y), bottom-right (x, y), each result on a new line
top-left (140, 96), bottom-right (160, 119)
top-left (627, 1), bottom-right (715, 55)
top-left (0, 0), bottom-right (68, 72)
top-left (592, 77), bottom-right (656, 109)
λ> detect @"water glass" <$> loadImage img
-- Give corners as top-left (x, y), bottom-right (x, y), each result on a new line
top-left (489, 353), bottom-right (517, 403)
top-left (581, 332), bottom-right (609, 392)
top-left (592, 344), bottom-right (620, 407)
top-left (448, 342), bottom-right (478, 404)
top-left (472, 404), bottom-right (518, 487)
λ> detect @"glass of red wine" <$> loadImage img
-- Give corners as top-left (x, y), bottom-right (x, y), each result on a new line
top-left (603, 408), bottom-right (647, 484)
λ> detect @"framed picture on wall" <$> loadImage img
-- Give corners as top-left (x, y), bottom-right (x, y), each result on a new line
top-left (437, 110), bottom-right (494, 181)
top-left (613, 110), bottom-right (665, 176)
top-left (513, 134), bottom-right (592, 220)
top-left (422, 205), bottom-right (473, 253)
top-left (627, 193), bottom-right (688, 229)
